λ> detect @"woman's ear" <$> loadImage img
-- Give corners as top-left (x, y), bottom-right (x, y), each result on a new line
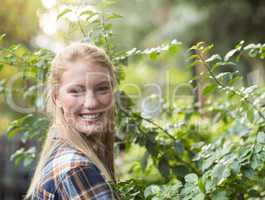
top-left (52, 90), bottom-right (62, 108)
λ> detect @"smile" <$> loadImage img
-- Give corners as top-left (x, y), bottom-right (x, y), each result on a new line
top-left (78, 112), bottom-right (103, 121)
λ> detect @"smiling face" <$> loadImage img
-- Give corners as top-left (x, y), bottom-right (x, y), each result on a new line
top-left (54, 59), bottom-right (114, 136)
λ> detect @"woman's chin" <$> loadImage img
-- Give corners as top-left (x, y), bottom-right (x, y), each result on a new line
top-left (75, 123), bottom-right (104, 135)
top-left (76, 115), bottom-right (108, 134)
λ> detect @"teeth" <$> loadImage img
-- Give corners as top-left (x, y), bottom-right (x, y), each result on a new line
top-left (80, 113), bottom-right (101, 119)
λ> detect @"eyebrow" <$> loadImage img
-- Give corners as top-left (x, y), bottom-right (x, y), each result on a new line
top-left (69, 80), bottom-right (111, 88)
top-left (68, 84), bottom-right (86, 89)
top-left (96, 80), bottom-right (112, 85)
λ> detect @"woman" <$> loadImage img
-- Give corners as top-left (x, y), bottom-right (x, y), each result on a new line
top-left (25, 42), bottom-right (118, 200)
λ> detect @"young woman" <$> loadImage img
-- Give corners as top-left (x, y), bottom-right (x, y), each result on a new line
top-left (25, 42), bottom-right (118, 200)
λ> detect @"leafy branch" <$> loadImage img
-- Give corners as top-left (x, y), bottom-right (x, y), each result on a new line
top-left (190, 42), bottom-right (265, 122)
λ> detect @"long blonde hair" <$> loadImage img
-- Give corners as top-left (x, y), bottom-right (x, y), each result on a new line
top-left (25, 42), bottom-right (116, 199)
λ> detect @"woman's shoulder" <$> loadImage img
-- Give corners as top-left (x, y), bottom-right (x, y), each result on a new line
top-left (34, 142), bottom-right (114, 199)
top-left (43, 141), bottom-right (92, 175)
top-left (39, 142), bottom-right (92, 187)
top-left (52, 142), bottom-right (90, 165)
top-left (36, 161), bottom-right (114, 200)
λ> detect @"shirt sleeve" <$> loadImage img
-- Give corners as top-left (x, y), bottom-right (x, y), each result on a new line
top-left (56, 164), bottom-right (115, 200)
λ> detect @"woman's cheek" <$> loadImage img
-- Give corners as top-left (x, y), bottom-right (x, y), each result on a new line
top-left (63, 95), bottom-right (83, 113)
top-left (98, 93), bottom-right (113, 108)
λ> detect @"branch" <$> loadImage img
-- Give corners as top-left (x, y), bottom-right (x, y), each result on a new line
top-left (121, 110), bottom-right (177, 141)
top-left (198, 51), bottom-right (265, 122)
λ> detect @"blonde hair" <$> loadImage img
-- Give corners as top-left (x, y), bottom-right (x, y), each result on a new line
top-left (25, 42), bottom-right (116, 199)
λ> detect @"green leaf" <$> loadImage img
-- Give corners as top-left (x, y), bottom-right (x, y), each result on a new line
top-left (189, 42), bottom-right (205, 51)
top-left (175, 140), bottom-right (184, 153)
top-left (10, 147), bottom-right (36, 167)
top-left (244, 44), bottom-right (257, 51)
top-left (212, 190), bottom-right (229, 200)
top-left (202, 156), bottom-right (215, 171)
top-left (173, 165), bottom-right (190, 177)
top-left (10, 148), bottom-right (24, 162)
top-left (144, 185), bottom-right (160, 198)
top-left (104, 23), bottom-right (112, 31)
top-left (0, 33), bottom-right (6, 41)
top-left (185, 173), bottom-right (198, 184)
top-left (169, 42), bottom-right (180, 54)
top-left (203, 84), bottom-right (217, 95)
top-left (224, 49), bottom-right (238, 61)
top-left (187, 54), bottom-right (199, 62)
top-left (248, 49), bottom-right (259, 58)
top-left (141, 151), bottom-right (149, 172)
top-left (235, 40), bottom-right (245, 49)
top-left (202, 44), bottom-right (214, 54)
top-left (248, 189), bottom-right (260, 197)
top-left (257, 132), bottom-right (265, 144)
top-left (150, 51), bottom-right (158, 60)
top-left (145, 138), bottom-right (157, 155)
top-left (216, 72), bottom-right (233, 84)
top-left (107, 13), bottom-right (123, 20)
top-left (254, 144), bottom-right (263, 153)
top-left (212, 164), bottom-right (231, 185)
top-left (187, 60), bottom-right (201, 68)
top-left (80, 10), bottom-right (98, 21)
top-left (7, 121), bottom-right (20, 139)
top-left (194, 193), bottom-right (205, 200)
top-left (158, 158), bottom-right (170, 178)
top-left (250, 154), bottom-right (261, 170)
top-left (247, 108), bottom-right (254, 123)
top-left (243, 85), bottom-right (258, 95)
top-left (239, 145), bottom-right (253, 164)
top-left (205, 54), bottom-right (222, 63)
top-left (80, 10), bottom-right (97, 16)
top-left (57, 8), bottom-right (72, 20)
top-left (0, 63), bottom-right (3, 71)
top-left (231, 160), bottom-right (241, 174)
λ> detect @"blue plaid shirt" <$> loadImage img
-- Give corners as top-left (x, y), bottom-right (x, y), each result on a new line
top-left (31, 141), bottom-right (116, 200)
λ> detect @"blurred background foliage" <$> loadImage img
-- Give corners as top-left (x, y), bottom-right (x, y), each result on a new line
top-left (0, 0), bottom-right (41, 46)
top-left (0, 0), bottom-right (265, 199)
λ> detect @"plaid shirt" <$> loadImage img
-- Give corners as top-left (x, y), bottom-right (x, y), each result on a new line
top-left (31, 141), bottom-right (116, 200)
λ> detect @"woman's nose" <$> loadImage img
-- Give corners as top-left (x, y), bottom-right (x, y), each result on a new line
top-left (83, 91), bottom-right (99, 108)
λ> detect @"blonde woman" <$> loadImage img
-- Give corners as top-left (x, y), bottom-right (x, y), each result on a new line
top-left (25, 43), bottom-right (118, 199)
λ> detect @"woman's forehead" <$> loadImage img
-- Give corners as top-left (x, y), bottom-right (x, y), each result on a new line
top-left (61, 61), bottom-right (111, 85)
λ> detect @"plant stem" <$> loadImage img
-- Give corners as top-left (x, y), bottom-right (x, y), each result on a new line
top-left (122, 110), bottom-right (177, 141)
top-left (198, 51), bottom-right (265, 122)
